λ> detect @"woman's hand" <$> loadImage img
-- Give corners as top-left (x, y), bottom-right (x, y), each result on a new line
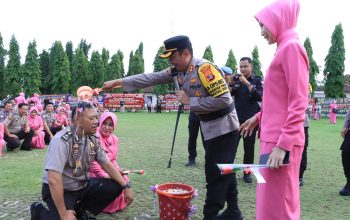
top-left (239, 115), bottom-right (259, 138)
top-left (267, 147), bottom-right (287, 168)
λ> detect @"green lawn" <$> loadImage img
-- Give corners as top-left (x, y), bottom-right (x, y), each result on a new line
top-left (0, 112), bottom-right (349, 219)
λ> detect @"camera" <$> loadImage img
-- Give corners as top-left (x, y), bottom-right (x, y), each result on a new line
top-left (233, 73), bottom-right (242, 83)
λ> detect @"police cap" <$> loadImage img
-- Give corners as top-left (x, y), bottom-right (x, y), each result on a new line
top-left (160, 35), bottom-right (192, 59)
top-left (221, 66), bottom-right (233, 75)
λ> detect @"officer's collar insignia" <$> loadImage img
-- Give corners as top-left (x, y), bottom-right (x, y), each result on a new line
top-left (189, 65), bottom-right (194, 73)
top-left (178, 76), bottom-right (183, 83)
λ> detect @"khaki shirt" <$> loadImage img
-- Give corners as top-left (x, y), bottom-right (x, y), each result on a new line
top-left (3, 112), bottom-right (28, 134)
top-left (123, 57), bottom-right (239, 141)
top-left (41, 111), bottom-right (56, 129)
top-left (42, 127), bottom-right (108, 191)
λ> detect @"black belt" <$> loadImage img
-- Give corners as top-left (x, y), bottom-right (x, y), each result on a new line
top-left (197, 102), bottom-right (235, 122)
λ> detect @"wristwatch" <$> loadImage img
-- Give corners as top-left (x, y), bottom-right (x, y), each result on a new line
top-left (122, 182), bottom-right (132, 189)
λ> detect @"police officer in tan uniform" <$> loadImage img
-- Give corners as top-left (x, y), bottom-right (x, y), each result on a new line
top-left (30, 102), bottom-right (133, 220)
top-left (100, 35), bottom-right (243, 220)
top-left (41, 102), bottom-right (62, 144)
top-left (3, 103), bottom-right (34, 151)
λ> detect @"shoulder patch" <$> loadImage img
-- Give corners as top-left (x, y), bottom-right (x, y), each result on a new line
top-left (61, 131), bottom-right (72, 142)
top-left (198, 63), bottom-right (229, 97)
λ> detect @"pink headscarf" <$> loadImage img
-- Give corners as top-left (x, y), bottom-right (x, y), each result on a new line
top-left (98, 112), bottom-right (118, 150)
top-left (55, 107), bottom-right (68, 126)
top-left (15, 92), bottom-right (27, 105)
top-left (27, 107), bottom-right (43, 130)
top-left (255, 0), bottom-right (300, 45)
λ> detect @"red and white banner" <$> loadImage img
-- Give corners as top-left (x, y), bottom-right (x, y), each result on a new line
top-left (103, 93), bottom-right (145, 110)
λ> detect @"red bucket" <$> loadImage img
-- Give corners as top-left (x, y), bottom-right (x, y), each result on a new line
top-left (156, 183), bottom-right (195, 220)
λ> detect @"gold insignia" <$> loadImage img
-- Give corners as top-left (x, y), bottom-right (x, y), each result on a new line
top-left (195, 91), bottom-right (202, 97)
top-left (190, 78), bottom-right (197, 84)
top-left (189, 65), bottom-right (194, 73)
top-left (178, 76), bottom-right (183, 83)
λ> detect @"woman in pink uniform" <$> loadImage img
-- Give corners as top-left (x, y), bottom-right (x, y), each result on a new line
top-left (90, 112), bottom-right (129, 213)
top-left (329, 100), bottom-right (338, 124)
top-left (240, 0), bottom-right (309, 219)
top-left (27, 107), bottom-right (45, 149)
top-left (0, 123), bottom-right (5, 157)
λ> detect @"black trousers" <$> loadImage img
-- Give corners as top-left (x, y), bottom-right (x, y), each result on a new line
top-left (300, 127), bottom-right (309, 179)
top-left (44, 126), bottom-right (62, 144)
top-left (235, 121), bottom-right (257, 164)
top-left (4, 129), bottom-right (34, 150)
top-left (342, 150), bottom-right (350, 182)
top-left (37, 178), bottom-right (123, 220)
top-left (187, 119), bottom-right (203, 161)
top-left (203, 131), bottom-right (239, 219)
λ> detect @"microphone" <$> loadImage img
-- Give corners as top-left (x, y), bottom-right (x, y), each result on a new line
top-left (171, 67), bottom-right (180, 91)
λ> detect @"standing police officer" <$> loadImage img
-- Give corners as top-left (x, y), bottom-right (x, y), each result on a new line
top-left (30, 102), bottom-right (133, 220)
top-left (231, 57), bottom-right (263, 183)
top-left (100, 35), bottom-right (243, 220)
top-left (340, 107), bottom-right (350, 196)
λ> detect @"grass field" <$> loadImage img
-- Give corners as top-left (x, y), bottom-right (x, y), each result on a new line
top-left (0, 112), bottom-right (349, 219)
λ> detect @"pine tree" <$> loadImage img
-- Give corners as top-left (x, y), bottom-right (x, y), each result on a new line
top-left (71, 48), bottom-right (89, 93)
top-left (39, 50), bottom-right (50, 94)
top-left (6, 35), bottom-right (22, 95)
top-left (203, 45), bottom-right (214, 62)
top-left (22, 40), bottom-right (41, 95)
top-left (251, 46), bottom-right (263, 78)
top-left (0, 33), bottom-right (6, 96)
top-left (153, 46), bottom-right (171, 95)
top-left (225, 49), bottom-right (238, 73)
top-left (324, 23), bottom-right (345, 98)
top-left (127, 51), bottom-right (134, 76)
top-left (101, 48), bottom-right (109, 81)
top-left (65, 41), bottom-right (74, 74)
top-left (50, 41), bottom-right (71, 93)
top-left (117, 50), bottom-right (125, 77)
top-left (107, 53), bottom-right (124, 93)
top-left (78, 39), bottom-right (91, 58)
top-left (89, 50), bottom-right (105, 88)
top-left (304, 37), bottom-right (319, 96)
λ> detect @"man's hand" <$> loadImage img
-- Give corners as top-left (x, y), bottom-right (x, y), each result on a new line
top-left (101, 79), bottom-right (123, 92)
top-left (341, 127), bottom-right (348, 138)
top-left (9, 134), bottom-right (18, 138)
top-left (239, 115), bottom-right (258, 138)
top-left (24, 126), bottom-right (30, 133)
top-left (267, 147), bottom-right (287, 168)
top-left (124, 188), bottom-right (134, 206)
top-left (239, 75), bottom-right (249, 86)
top-left (34, 130), bottom-right (40, 136)
top-left (60, 210), bottom-right (76, 220)
top-left (176, 90), bottom-right (189, 105)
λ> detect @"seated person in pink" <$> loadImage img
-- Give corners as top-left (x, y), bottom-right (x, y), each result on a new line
top-left (27, 107), bottom-right (45, 149)
top-left (90, 112), bottom-right (129, 213)
top-left (54, 107), bottom-right (69, 128)
top-left (0, 122), bottom-right (5, 157)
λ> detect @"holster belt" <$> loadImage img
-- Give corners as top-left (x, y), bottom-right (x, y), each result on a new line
top-left (197, 102), bottom-right (235, 122)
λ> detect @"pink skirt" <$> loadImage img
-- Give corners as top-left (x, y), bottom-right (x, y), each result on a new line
top-left (256, 141), bottom-right (303, 220)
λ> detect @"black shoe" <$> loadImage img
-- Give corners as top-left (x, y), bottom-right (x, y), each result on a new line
top-left (30, 202), bottom-right (44, 220)
top-left (217, 209), bottom-right (244, 220)
top-left (185, 160), bottom-right (195, 167)
top-left (299, 178), bottom-right (304, 187)
top-left (76, 208), bottom-right (97, 220)
top-left (339, 184), bottom-right (350, 196)
top-left (243, 174), bottom-right (252, 183)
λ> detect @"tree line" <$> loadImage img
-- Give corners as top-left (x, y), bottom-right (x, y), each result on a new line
top-left (0, 23), bottom-right (345, 98)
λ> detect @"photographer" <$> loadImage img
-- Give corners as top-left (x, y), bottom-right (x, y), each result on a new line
top-left (231, 57), bottom-right (263, 183)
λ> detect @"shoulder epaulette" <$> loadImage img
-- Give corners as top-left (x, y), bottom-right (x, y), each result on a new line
top-left (61, 131), bottom-right (73, 142)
